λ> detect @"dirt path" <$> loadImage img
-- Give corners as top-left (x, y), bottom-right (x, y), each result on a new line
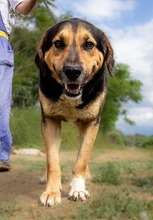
top-left (0, 148), bottom-right (151, 200)
top-left (0, 148), bottom-right (152, 220)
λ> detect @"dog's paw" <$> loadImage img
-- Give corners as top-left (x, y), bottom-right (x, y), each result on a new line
top-left (68, 177), bottom-right (90, 201)
top-left (40, 191), bottom-right (61, 207)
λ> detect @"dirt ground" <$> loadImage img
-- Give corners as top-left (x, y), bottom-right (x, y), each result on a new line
top-left (0, 148), bottom-right (152, 220)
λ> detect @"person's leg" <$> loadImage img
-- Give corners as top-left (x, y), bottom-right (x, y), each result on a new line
top-left (0, 40), bottom-right (14, 172)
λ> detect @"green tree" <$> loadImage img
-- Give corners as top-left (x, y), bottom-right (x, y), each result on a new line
top-left (141, 136), bottom-right (153, 148)
top-left (11, 1), bottom-right (56, 106)
top-left (101, 63), bottom-right (142, 133)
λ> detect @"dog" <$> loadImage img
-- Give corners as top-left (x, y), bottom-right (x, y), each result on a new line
top-left (35, 18), bottom-right (114, 207)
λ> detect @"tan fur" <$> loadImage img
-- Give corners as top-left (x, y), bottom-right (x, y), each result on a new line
top-left (44, 25), bottom-right (104, 84)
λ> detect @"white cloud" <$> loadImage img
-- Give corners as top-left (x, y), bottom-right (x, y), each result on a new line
top-left (128, 107), bottom-right (153, 124)
top-left (110, 20), bottom-right (153, 134)
top-left (116, 106), bottom-right (153, 135)
top-left (109, 20), bottom-right (153, 80)
top-left (73, 0), bottom-right (136, 20)
top-left (54, 0), bottom-right (136, 21)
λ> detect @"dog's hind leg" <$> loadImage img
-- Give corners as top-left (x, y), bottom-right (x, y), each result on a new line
top-left (39, 168), bottom-right (47, 185)
top-left (40, 118), bottom-right (62, 207)
top-left (68, 120), bottom-right (99, 201)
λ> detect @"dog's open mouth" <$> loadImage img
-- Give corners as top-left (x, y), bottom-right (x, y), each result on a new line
top-left (63, 84), bottom-right (82, 97)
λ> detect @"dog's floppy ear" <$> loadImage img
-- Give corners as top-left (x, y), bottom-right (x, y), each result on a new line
top-left (35, 31), bottom-right (51, 76)
top-left (35, 52), bottom-right (50, 77)
top-left (101, 32), bottom-right (115, 77)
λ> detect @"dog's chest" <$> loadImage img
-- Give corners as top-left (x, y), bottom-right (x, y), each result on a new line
top-left (40, 91), bottom-right (105, 122)
top-left (47, 97), bottom-right (89, 121)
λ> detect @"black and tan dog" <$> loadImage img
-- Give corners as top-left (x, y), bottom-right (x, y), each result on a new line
top-left (35, 18), bottom-right (114, 206)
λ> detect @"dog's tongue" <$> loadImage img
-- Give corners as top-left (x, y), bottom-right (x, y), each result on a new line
top-left (65, 84), bottom-right (81, 95)
top-left (66, 84), bottom-right (80, 92)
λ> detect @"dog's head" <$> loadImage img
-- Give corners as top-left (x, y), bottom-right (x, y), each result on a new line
top-left (35, 18), bottom-right (114, 99)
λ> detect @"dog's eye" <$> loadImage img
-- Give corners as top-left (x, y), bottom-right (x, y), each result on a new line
top-left (54, 40), bottom-right (65, 49)
top-left (83, 41), bottom-right (95, 50)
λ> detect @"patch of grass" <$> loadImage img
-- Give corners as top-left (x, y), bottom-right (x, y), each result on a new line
top-left (132, 175), bottom-right (153, 194)
top-left (75, 188), bottom-right (153, 220)
top-left (93, 162), bottom-right (122, 185)
top-left (10, 107), bottom-right (43, 149)
top-left (13, 157), bottom-right (45, 172)
top-left (0, 198), bottom-right (21, 220)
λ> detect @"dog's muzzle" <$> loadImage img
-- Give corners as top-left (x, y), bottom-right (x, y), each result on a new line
top-left (62, 65), bottom-right (84, 98)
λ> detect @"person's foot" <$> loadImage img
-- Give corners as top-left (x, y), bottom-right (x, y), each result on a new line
top-left (0, 160), bottom-right (11, 172)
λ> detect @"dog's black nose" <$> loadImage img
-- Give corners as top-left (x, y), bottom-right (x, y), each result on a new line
top-left (64, 65), bottom-right (82, 81)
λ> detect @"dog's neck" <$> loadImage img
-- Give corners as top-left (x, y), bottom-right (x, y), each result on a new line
top-left (60, 94), bottom-right (83, 107)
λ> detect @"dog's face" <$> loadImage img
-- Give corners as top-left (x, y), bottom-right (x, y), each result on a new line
top-left (36, 18), bottom-right (114, 99)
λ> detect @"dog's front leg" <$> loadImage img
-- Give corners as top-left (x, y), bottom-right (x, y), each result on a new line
top-left (68, 119), bottom-right (99, 201)
top-left (40, 117), bottom-right (62, 207)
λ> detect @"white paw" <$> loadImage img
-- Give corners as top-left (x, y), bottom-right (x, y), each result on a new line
top-left (40, 191), bottom-right (61, 207)
top-left (68, 177), bottom-right (90, 201)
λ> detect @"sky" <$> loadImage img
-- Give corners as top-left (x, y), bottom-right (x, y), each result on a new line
top-left (51, 0), bottom-right (153, 136)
